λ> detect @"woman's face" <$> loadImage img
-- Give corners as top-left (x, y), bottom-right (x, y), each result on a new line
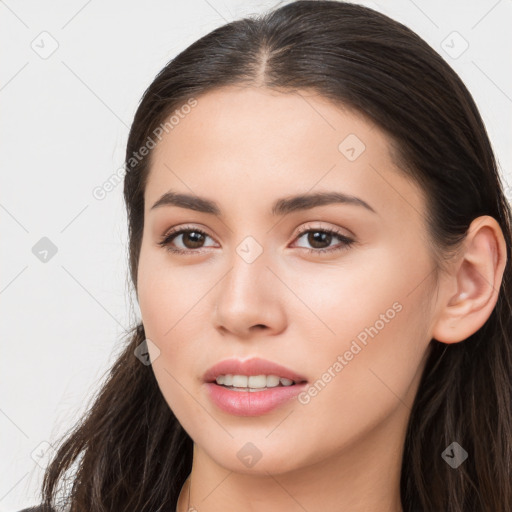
top-left (137, 85), bottom-right (437, 475)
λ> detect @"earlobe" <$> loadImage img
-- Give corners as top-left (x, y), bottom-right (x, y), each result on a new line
top-left (431, 215), bottom-right (507, 344)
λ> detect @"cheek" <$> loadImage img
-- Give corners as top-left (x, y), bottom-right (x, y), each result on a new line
top-left (300, 241), bottom-right (433, 348)
top-left (137, 251), bottom-right (202, 339)
top-left (286, 296), bottom-right (429, 463)
top-left (279, 248), bottom-right (394, 343)
top-left (137, 259), bottom-right (207, 424)
top-left (289, 247), bottom-right (432, 412)
top-left (137, 252), bottom-right (212, 385)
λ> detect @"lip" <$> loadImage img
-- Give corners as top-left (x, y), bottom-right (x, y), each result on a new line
top-left (203, 357), bottom-right (308, 384)
top-left (204, 381), bottom-right (308, 416)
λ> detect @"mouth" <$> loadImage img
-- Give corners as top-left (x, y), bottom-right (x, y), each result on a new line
top-left (203, 357), bottom-right (308, 416)
top-left (202, 357), bottom-right (309, 415)
top-left (204, 370), bottom-right (309, 416)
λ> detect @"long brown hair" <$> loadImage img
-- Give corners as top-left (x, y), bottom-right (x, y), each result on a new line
top-left (40, 1), bottom-right (512, 510)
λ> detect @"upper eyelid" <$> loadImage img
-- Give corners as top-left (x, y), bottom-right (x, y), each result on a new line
top-left (295, 222), bottom-right (350, 235)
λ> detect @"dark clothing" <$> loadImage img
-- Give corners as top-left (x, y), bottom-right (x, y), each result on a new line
top-left (17, 507), bottom-right (55, 512)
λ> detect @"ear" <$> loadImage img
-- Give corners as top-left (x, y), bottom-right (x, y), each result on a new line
top-left (432, 215), bottom-right (508, 344)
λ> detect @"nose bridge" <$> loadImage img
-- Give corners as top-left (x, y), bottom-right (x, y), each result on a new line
top-left (222, 237), bottom-right (272, 304)
top-left (213, 233), bottom-right (282, 333)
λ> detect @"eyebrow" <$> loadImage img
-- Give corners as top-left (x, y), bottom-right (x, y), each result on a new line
top-left (150, 190), bottom-right (377, 216)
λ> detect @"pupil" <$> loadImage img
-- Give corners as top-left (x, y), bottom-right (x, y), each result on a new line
top-left (309, 231), bottom-right (331, 248)
top-left (185, 231), bottom-right (204, 248)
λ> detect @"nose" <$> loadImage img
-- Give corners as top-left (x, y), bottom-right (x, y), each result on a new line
top-left (212, 247), bottom-right (286, 339)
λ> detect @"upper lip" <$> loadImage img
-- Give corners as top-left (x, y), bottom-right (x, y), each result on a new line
top-left (203, 357), bottom-right (308, 383)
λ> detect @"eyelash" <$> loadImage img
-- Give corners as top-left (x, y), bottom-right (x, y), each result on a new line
top-left (157, 224), bottom-right (355, 256)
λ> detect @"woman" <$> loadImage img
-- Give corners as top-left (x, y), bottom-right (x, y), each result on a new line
top-left (22, 1), bottom-right (512, 511)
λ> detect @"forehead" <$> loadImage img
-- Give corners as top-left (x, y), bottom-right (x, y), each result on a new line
top-left (151, 85), bottom-right (388, 167)
top-left (145, 86), bottom-right (426, 225)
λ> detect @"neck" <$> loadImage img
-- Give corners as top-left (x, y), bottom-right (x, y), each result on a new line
top-left (176, 402), bottom-right (408, 512)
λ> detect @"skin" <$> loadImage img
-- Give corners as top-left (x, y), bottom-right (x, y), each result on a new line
top-left (136, 85), bottom-right (507, 512)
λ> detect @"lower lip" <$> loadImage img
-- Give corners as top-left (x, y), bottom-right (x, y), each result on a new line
top-left (204, 382), bottom-right (308, 416)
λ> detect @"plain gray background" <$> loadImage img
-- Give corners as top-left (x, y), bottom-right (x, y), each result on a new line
top-left (1, 0), bottom-right (511, 510)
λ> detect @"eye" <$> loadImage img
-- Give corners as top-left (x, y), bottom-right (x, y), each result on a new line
top-left (157, 225), bottom-right (217, 255)
top-left (293, 225), bottom-right (355, 254)
top-left (157, 224), bottom-right (355, 255)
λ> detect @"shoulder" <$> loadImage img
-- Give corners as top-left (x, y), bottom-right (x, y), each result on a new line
top-left (17, 506), bottom-right (55, 512)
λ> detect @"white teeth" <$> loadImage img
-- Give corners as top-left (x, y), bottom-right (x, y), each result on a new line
top-left (264, 375), bottom-right (280, 387)
top-left (248, 375), bottom-right (266, 388)
top-left (232, 375), bottom-right (248, 387)
top-left (214, 374), bottom-right (296, 388)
